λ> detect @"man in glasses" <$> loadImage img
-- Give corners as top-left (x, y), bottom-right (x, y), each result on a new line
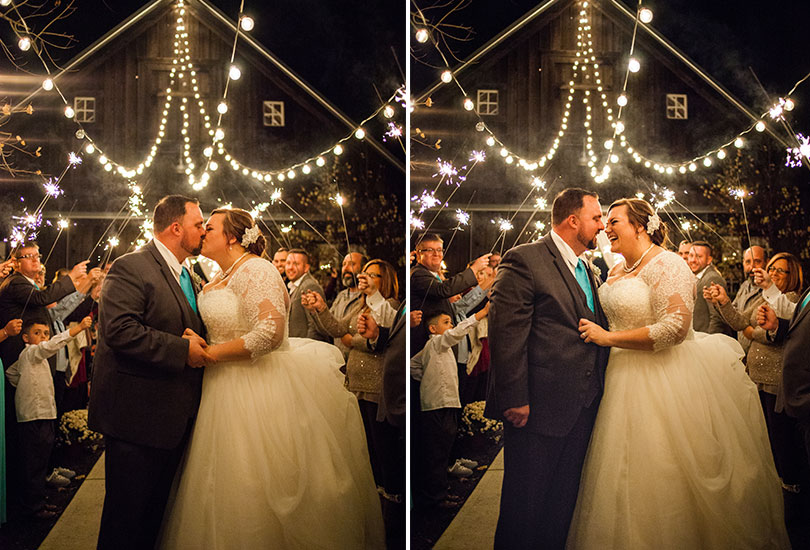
top-left (409, 233), bottom-right (490, 357)
top-left (0, 244), bottom-right (89, 370)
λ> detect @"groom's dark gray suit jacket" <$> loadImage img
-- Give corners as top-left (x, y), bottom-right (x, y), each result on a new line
top-left (485, 235), bottom-right (610, 437)
top-left (88, 240), bottom-right (204, 450)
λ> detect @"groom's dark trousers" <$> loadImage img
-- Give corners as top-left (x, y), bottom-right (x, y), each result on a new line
top-left (88, 241), bottom-right (204, 550)
top-left (495, 404), bottom-right (599, 549)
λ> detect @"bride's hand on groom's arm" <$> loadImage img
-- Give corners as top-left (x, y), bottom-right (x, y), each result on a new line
top-left (183, 329), bottom-right (216, 368)
top-left (503, 405), bottom-right (529, 428)
top-left (579, 318), bottom-right (611, 346)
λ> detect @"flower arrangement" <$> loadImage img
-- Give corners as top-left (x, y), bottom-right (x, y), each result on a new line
top-left (460, 400), bottom-right (503, 440)
top-left (59, 409), bottom-right (102, 446)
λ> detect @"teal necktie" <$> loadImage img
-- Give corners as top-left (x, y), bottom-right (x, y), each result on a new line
top-left (800, 291), bottom-right (810, 314)
top-left (180, 267), bottom-right (197, 314)
top-left (575, 259), bottom-right (594, 313)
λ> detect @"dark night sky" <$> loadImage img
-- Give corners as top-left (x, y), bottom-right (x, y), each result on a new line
top-left (412, 0), bottom-right (810, 127)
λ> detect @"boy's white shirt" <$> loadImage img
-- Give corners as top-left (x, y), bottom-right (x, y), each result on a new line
top-left (5, 329), bottom-right (74, 422)
top-left (411, 316), bottom-right (479, 411)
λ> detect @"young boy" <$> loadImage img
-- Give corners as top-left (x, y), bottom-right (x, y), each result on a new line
top-left (411, 303), bottom-right (489, 508)
top-left (5, 315), bottom-right (91, 519)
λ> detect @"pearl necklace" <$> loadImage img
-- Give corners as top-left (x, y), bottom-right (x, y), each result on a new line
top-left (218, 252), bottom-right (250, 280)
top-left (622, 244), bottom-right (655, 273)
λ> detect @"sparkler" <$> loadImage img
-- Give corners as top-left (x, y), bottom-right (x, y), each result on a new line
top-left (333, 190), bottom-right (352, 258)
top-left (68, 151), bottom-right (82, 166)
top-left (384, 122), bottom-right (402, 142)
top-left (454, 209), bottom-right (470, 228)
top-left (786, 134), bottom-right (810, 167)
top-left (730, 188), bottom-right (753, 250)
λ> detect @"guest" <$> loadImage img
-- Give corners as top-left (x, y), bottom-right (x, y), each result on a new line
top-left (302, 259), bottom-right (400, 494)
top-left (285, 248), bottom-right (327, 341)
top-left (717, 245), bottom-right (767, 352)
top-left (677, 240), bottom-right (692, 261)
top-left (271, 247), bottom-right (288, 282)
top-left (489, 253), bottom-right (501, 270)
top-left (411, 305), bottom-right (489, 509)
top-left (5, 316), bottom-right (91, 519)
top-left (410, 233), bottom-right (489, 355)
top-left (688, 240), bottom-right (728, 334)
top-left (312, 251), bottom-right (368, 357)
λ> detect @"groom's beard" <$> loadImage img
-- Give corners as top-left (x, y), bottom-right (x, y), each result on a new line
top-left (578, 231), bottom-right (599, 251)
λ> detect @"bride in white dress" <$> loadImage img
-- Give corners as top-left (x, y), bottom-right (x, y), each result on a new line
top-left (568, 198), bottom-right (789, 549)
top-left (160, 208), bottom-right (384, 549)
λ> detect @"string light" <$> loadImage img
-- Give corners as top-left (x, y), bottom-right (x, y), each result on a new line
top-left (18, 36), bottom-right (31, 51)
top-left (42, 78), bottom-right (53, 91)
top-left (415, 28), bottom-right (429, 43)
top-left (239, 15), bottom-right (254, 32)
top-left (638, 7), bottom-right (653, 23)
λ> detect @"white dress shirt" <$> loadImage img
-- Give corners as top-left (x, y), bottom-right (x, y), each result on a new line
top-left (550, 228), bottom-right (583, 277)
top-left (6, 330), bottom-right (74, 422)
top-left (153, 237), bottom-right (185, 284)
top-left (763, 284), bottom-right (798, 319)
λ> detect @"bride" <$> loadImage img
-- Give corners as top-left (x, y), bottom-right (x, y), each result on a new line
top-left (159, 208), bottom-right (384, 549)
top-left (568, 198), bottom-right (789, 549)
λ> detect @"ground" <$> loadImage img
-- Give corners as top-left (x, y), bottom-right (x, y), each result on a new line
top-left (0, 440), bottom-right (104, 550)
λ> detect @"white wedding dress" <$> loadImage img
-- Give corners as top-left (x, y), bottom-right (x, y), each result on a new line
top-left (160, 257), bottom-right (384, 549)
top-left (567, 251), bottom-right (789, 549)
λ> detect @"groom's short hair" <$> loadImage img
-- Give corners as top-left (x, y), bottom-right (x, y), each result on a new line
top-left (551, 188), bottom-right (598, 227)
top-left (153, 195), bottom-right (199, 233)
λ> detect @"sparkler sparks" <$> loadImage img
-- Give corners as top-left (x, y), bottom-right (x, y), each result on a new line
top-left (43, 179), bottom-right (63, 198)
top-left (412, 190), bottom-right (441, 213)
top-left (535, 197), bottom-right (548, 209)
top-left (57, 219), bottom-right (69, 230)
top-left (384, 122), bottom-right (402, 142)
top-left (455, 209), bottom-right (470, 227)
top-left (786, 134), bottom-right (810, 167)
top-left (493, 218), bottom-right (514, 232)
top-left (107, 236), bottom-right (120, 248)
top-left (654, 188), bottom-right (675, 210)
top-left (68, 151), bottom-right (82, 166)
top-left (530, 177), bottom-right (547, 190)
top-left (270, 189), bottom-right (282, 203)
top-left (333, 193), bottom-right (345, 206)
top-left (729, 188), bottom-right (749, 200)
top-left (469, 150), bottom-right (486, 163)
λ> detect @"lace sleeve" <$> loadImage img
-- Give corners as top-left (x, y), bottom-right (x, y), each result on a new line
top-left (229, 258), bottom-right (289, 358)
top-left (641, 252), bottom-right (695, 351)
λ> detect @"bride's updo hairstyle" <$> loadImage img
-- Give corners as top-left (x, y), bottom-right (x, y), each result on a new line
top-left (210, 207), bottom-right (267, 257)
top-left (608, 198), bottom-right (669, 247)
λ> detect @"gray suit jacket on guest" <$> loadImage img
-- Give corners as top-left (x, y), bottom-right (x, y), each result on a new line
top-left (287, 272), bottom-right (328, 341)
top-left (485, 235), bottom-right (610, 437)
top-left (775, 288), bottom-right (810, 419)
top-left (88, 241), bottom-right (204, 450)
top-left (693, 264), bottom-right (728, 334)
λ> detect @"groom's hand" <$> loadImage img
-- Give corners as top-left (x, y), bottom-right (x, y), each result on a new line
top-left (183, 328), bottom-right (207, 346)
top-left (504, 405), bottom-right (529, 428)
top-left (184, 329), bottom-right (214, 368)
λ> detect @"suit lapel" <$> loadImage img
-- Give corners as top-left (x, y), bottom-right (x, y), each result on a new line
top-left (146, 242), bottom-right (197, 330)
top-left (789, 287), bottom-right (810, 332)
top-left (542, 237), bottom-right (593, 321)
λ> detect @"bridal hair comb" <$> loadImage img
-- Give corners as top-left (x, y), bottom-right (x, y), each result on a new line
top-left (646, 213), bottom-right (661, 236)
top-left (241, 225), bottom-right (261, 247)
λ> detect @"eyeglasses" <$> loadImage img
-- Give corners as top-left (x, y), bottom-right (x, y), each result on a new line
top-left (361, 272), bottom-right (382, 279)
top-left (418, 247), bottom-right (444, 255)
top-left (767, 267), bottom-right (790, 275)
top-left (17, 253), bottom-right (42, 261)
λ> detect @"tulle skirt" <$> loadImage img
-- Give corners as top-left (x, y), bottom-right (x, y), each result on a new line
top-left (567, 333), bottom-right (790, 550)
top-left (160, 338), bottom-right (384, 550)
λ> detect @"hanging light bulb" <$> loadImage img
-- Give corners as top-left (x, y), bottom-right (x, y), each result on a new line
top-left (316, 156), bottom-right (326, 167)
top-left (18, 36), bottom-right (31, 51)
top-left (354, 128), bottom-right (366, 140)
top-left (617, 94), bottom-right (628, 107)
top-left (228, 65), bottom-right (241, 80)
top-left (64, 105), bottom-right (75, 118)
top-left (440, 70), bottom-right (453, 83)
top-left (415, 28), bottom-right (429, 43)
top-left (755, 121), bottom-right (766, 132)
top-left (239, 15), bottom-right (255, 31)
top-left (334, 144), bottom-right (344, 155)
top-left (217, 102), bottom-right (228, 114)
top-left (638, 7), bottom-right (653, 23)
top-left (734, 137), bottom-right (745, 148)
top-left (628, 58), bottom-right (640, 73)
top-left (0, 0), bottom-right (12, 6)
top-left (383, 105), bottom-right (395, 119)
top-left (42, 78), bottom-right (54, 91)
top-left (463, 98), bottom-right (475, 111)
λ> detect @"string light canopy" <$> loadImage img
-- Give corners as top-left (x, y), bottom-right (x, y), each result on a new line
top-left (416, 0), bottom-right (806, 183)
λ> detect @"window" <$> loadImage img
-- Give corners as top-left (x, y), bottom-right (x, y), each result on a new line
top-left (477, 89), bottom-right (499, 116)
top-left (74, 97), bottom-right (96, 123)
top-left (263, 101), bottom-right (285, 127)
top-left (666, 94), bottom-right (687, 120)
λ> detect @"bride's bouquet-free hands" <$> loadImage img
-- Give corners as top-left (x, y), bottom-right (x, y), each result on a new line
top-left (579, 318), bottom-right (611, 347)
top-left (183, 328), bottom-right (216, 367)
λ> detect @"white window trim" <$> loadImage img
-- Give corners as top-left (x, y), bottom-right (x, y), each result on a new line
top-left (666, 94), bottom-right (688, 120)
top-left (263, 100), bottom-right (285, 127)
top-left (476, 89), bottom-right (499, 116)
top-left (74, 96), bottom-right (96, 123)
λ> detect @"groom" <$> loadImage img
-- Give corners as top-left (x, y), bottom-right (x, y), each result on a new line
top-left (88, 195), bottom-right (213, 550)
top-left (485, 188), bottom-right (610, 549)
